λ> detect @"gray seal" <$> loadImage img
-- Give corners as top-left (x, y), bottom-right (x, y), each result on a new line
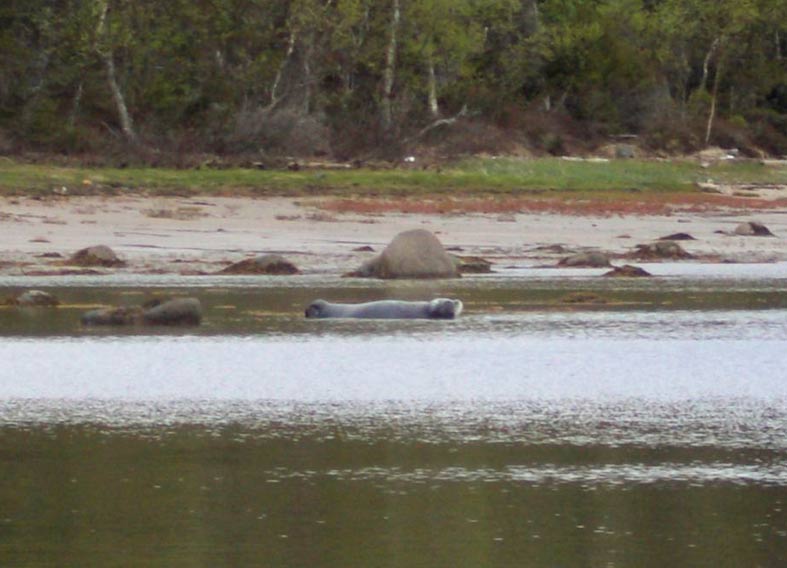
top-left (305, 298), bottom-right (463, 320)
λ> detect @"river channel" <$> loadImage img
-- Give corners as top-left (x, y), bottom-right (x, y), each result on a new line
top-left (1, 264), bottom-right (786, 566)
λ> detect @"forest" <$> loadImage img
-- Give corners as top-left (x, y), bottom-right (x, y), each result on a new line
top-left (1, 0), bottom-right (786, 164)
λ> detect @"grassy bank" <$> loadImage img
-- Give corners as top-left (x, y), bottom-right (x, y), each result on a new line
top-left (0, 157), bottom-right (784, 198)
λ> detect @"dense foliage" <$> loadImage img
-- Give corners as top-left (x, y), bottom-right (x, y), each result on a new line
top-left (1, 0), bottom-right (785, 161)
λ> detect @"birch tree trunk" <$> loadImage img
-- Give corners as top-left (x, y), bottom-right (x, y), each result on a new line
top-left (266, 29), bottom-right (298, 112)
top-left (426, 54), bottom-right (439, 118)
top-left (381, 0), bottom-right (400, 131)
top-left (705, 54), bottom-right (723, 146)
top-left (96, 0), bottom-right (137, 144)
top-left (700, 38), bottom-right (720, 93)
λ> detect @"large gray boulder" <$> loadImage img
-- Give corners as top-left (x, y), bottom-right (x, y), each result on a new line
top-left (70, 245), bottom-right (125, 267)
top-left (349, 229), bottom-right (459, 279)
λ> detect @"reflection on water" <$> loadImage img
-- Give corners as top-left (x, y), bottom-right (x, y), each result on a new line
top-left (1, 273), bottom-right (786, 566)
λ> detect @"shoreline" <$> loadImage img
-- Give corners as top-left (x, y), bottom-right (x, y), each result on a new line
top-left (2, 194), bottom-right (786, 279)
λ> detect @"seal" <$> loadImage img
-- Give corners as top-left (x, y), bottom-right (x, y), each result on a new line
top-left (305, 298), bottom-right (463, 320)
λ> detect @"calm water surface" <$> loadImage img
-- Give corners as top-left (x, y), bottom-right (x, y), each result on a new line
top-left (1, 268), bottom-right (786, 566)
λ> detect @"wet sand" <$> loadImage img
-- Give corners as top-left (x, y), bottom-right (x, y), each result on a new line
top-left (1, 194), bottom-right (786, 276)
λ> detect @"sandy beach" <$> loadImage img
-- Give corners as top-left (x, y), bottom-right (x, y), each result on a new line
top-left (2, 194), bottom-right (786, 276)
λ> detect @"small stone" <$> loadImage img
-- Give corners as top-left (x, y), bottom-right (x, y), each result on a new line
top-left (659, 232), bottom-right (695, 241)
top-left (219, 254), bottom-right (300, 275)
top-left (70, 245), bottom-right (125, 267)
top-left (631, 241), bottom-right (692, 260)
top-left (8, 290), bottom-right (60, 307)
top-left (558, 251), bottom-right (611, 268)
top-left (603, 265), bottom-right (652, 278)
top-left (734, 221), bottom-right (774, 237)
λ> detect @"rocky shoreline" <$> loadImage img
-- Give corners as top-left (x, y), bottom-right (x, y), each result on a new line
top-left (1, 195), bottom-right (785, 280)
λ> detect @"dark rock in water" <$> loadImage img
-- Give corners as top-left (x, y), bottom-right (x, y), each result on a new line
top-left (81, 297), bottom-right (202, 326)
top-left (631, 241), bottom-right (692, 260)
top-left (561, 292), bottom-right (607, 304)
top-left (7, 289), bottom-right (60, 307)
top-left (142, 297), bottom-right (202, 326)
top-left (347, 229), bottom-right (459, 279)
top-left (353, 245), bottom-right (375, 252)
top-left (70, 245), bottom-right (125, 267)
top-left (659, 232), bottom-right (695, 241)
top-left (451, 255), bottom-right (493, 274)
top-left (734, 221), bottom-right (775, 237)
top-left (603, 264), bottom-right (652, 278)
top-left (219, 254), bottom-right (300, 275)
top-left (558, 251), bottom-right (612, 268)
top-left (81, 306), bottom-right (142, 326)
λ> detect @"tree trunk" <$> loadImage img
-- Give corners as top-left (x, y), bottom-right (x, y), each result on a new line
top-left (266, 29), bottom-right (298, 112)
top-left (381, 0), bottom-right (400, 131)
top-left (426, 54), bottom-right (439, 118)
top-left (705, 55), bottom-right (723, 147)
top-left (96, 0), bottom-right (137, 144)
top-left (68, 82), bottom-right (83, 129)
top-left (700, 38), bottom-right (720, 93)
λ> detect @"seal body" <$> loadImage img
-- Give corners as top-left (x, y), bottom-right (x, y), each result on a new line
top-left (305, 298), bottom-right (463, 320)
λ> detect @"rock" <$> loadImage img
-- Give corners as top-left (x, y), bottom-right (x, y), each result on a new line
top-left (659, 232), bottom-right (695, 241)
top-left (631, 241), bottom-right (692, 260)
top-left (70, 245), bottom-right (125, 267)
top-left (561, 292), bottom-right (607, 304)
top-left (219, 254), bottom-right (300, 275)
top-left (81, 306), bottom-right (142, 326)
top-left (603, 264), bottom-right (652, 278)
top-left (353, 245), bottom-right (375, 252)
top-left (530, 244), bottom-right (569, 254)
top-left (734, 221), bottom-right (775, 237)
top-left (557, 251), bottom-right (612, 268)
top-left (142, 298), bottom-right (202, 326)
top-left (614, 144), bottom-right (637, 159)
top-left (7, 290), bottom-right (60, 307)
top-left (81, 297), bottom-right (202, 326)
top-left (451, 255), bottom-right (493, 274)
top-left (348, 229), bottom-right (459, 279)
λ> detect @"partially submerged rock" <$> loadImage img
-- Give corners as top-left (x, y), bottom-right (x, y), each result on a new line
top-left (734, 221), bottom-right (775, 237)
top-left (142, 297), bottom-right (203, 326)
top-left (6, 289), bottom-right (60, 307)
top-left (557, 251), bottom-right (612, 268)
top-left (70, 245), bottom-right (125, 267)
top-left (603, 264), bottom-right (652, 278)
top-left (81, 306), bottom-right (142, 326)
top-left (561, 292), bottom-right (607, 304)
top-left (219, 254), bottom-right (300, 275)
top-left (348, 229), bottom-right (459, 279)
top-left (81, 297), bottom-right (202, 326)
top-left (630, 241), bottom-right (692, 260)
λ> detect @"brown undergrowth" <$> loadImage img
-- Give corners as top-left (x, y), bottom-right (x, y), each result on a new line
top-left (318, 193), bottom-right (787, 217)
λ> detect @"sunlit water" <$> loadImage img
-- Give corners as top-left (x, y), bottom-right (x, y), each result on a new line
top-left (1, 269), bottom-right (786, 566)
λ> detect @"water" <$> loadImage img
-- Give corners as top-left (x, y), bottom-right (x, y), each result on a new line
top-left (1, 268), bottom-right (786, 566)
